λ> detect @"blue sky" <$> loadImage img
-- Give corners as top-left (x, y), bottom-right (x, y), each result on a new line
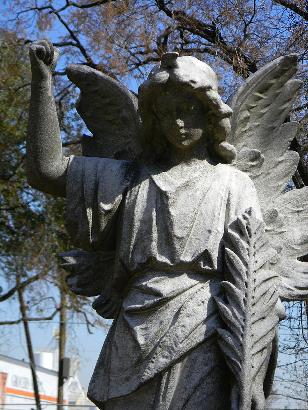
top-left (0, 303), bottom-right (107, 387)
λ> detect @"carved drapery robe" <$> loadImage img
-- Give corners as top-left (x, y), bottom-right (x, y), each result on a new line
top-left (66, 156), bottom-right (262, 409)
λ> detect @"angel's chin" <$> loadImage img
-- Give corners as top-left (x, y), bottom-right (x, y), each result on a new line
top-left (173, 138), bottom-right (199, 150)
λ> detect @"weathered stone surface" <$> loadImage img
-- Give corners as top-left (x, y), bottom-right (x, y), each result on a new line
top-left (27, 42), bottom-right (308, 409)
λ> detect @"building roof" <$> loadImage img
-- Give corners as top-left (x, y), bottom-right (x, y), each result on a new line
top-left (0, 353), bottom-right (58, 376)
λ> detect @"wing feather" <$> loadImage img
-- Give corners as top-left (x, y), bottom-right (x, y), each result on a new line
top-left (230, 55), bottom-right (308, 300)
top-left (230, 55), bottom-right (302, 210)
top-left (229, 54), bottom-right (299, 151)
top-left (265, 187), bottom-right (308, 299)
top-left (66, 64), bottom-right (141, 160)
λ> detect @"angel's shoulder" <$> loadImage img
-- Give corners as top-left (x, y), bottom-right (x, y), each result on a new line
top-left (68, 155), bottom-right (137, 185)
top-left (70, 155), bottom-right (133, 169)
top-left (216, 163), bottom-right (253, 184)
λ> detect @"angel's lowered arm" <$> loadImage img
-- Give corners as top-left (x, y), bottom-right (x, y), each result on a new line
top-left (27, 40), bottom-right (69, 197)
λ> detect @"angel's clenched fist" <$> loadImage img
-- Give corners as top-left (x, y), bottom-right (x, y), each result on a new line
top-left (29, 39), bottom-right (59, 80)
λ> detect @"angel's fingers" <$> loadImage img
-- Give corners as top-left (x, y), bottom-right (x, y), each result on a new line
top-left (95, 300), bottom-right (119, 317)
top-left (51, 47), bottom-right (60, 68)
top-left (32, 39), bottom-right (54, 65)
top-left (30, 44), bottom-right (46, 61)
top-left (39, 39), bottom-right (53, 65)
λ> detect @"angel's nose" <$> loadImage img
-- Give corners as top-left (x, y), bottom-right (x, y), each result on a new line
top-left (176, 118), bottom-right (184, 128)
top-left (220, 103), bottom-right (233, 118)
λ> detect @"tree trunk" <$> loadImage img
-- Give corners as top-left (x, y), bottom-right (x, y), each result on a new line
top-left (57, 288), bottom-right (67, 410)
top-left (17, 276), bottom-right (42, 410)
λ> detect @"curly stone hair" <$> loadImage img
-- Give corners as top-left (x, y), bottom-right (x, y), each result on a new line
top-left (138, 52), bottom-right (236, 164)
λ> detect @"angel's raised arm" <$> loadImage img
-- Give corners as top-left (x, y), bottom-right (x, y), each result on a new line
top-left (26, 40), bottom-right (69, 197)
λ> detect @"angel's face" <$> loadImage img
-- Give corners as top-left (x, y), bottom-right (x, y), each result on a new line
top-left (153, 88), bottom-right (205, 150)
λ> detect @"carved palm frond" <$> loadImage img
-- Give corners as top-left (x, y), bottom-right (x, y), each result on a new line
top-left (215, 209), bottom-right (280, 410)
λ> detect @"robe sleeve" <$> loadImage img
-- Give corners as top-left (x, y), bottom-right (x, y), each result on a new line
top-left (65, 156), bottom-right (133, 251)
top-left (225, 168), bottom-right (263, 229)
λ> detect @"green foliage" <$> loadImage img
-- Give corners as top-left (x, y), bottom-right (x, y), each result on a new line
top-left (0, 32), bottom-right (43, 259)
top-left (0, 31), bottom-right (96, 329)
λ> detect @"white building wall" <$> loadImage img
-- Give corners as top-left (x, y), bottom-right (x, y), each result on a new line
top-left (0, 354), bottom-right (97, 409)
top-left (34, 351), bottom-right (55, 371)
top-left (0, 355), bottom-right (58, 410)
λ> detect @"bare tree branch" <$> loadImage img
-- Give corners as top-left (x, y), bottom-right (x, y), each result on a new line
top-left (292, 102), bottom-right (308, 112)
top-left (62, 0), bottom-right (117, 10)
top-left (0, 307), bottom-right (60, 326)
top-left (17, 4), bottom-right (115, 77)
top-left (239, 0), bottom-right (257, 46)
top-left (0, 273), bottom-right (44, 302)
top-left (16, 0), bottom-right (117, 17)
top-left (155, 0), bottom-right (258, 77)
top-left (157, 25), bottom-right (177, 54)
top-left (52, 8), bottom-right (96, 68)
top-left (273, 0), bottom-right (308, 21)
top-left (271, 392), bottom-right (308, 403)
top-left (73, 309), bottom-right (96, 334)
top-left (14, 82), bottom-right (31, 92)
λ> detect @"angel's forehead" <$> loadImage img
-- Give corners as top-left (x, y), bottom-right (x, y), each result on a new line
top-left (153, 85), bottom-right (202, 107)
top-left (147, 53), bottom-right (218, 91)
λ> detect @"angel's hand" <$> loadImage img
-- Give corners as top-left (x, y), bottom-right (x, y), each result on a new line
top-left (29, 40), bottom-right (59, 81)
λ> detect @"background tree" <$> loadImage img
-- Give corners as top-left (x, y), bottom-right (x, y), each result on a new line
top-left (0, 29), bottom-right (103, 406)
top-left (0, 0), bottom-right (307, 407)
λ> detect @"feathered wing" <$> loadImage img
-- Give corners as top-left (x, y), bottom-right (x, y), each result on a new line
top-left (60, 66), bottom-right (141, 318)
top-left (66, 64), bottom-right (141, 160)
top-left (228, 54), bottom-right (308, 300)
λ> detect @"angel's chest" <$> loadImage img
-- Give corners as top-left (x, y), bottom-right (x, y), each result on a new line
top-left (122, 172), bottom-right (228, 243)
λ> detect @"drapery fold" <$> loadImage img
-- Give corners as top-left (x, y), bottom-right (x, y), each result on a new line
top-left (65, 157), bottom-right (262, 406)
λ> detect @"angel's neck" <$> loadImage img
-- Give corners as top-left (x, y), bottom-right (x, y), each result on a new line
top-left (167, 141), bottom-right (213, 167)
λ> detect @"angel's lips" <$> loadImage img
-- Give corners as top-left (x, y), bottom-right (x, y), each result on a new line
top-left (180, 130), bottom-right (201, 142)
top-left (178, 129), bottom-right (192, 137)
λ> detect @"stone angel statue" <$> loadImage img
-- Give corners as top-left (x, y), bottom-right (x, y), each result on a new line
top-left (27, 40), bottom-right (308, 410)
